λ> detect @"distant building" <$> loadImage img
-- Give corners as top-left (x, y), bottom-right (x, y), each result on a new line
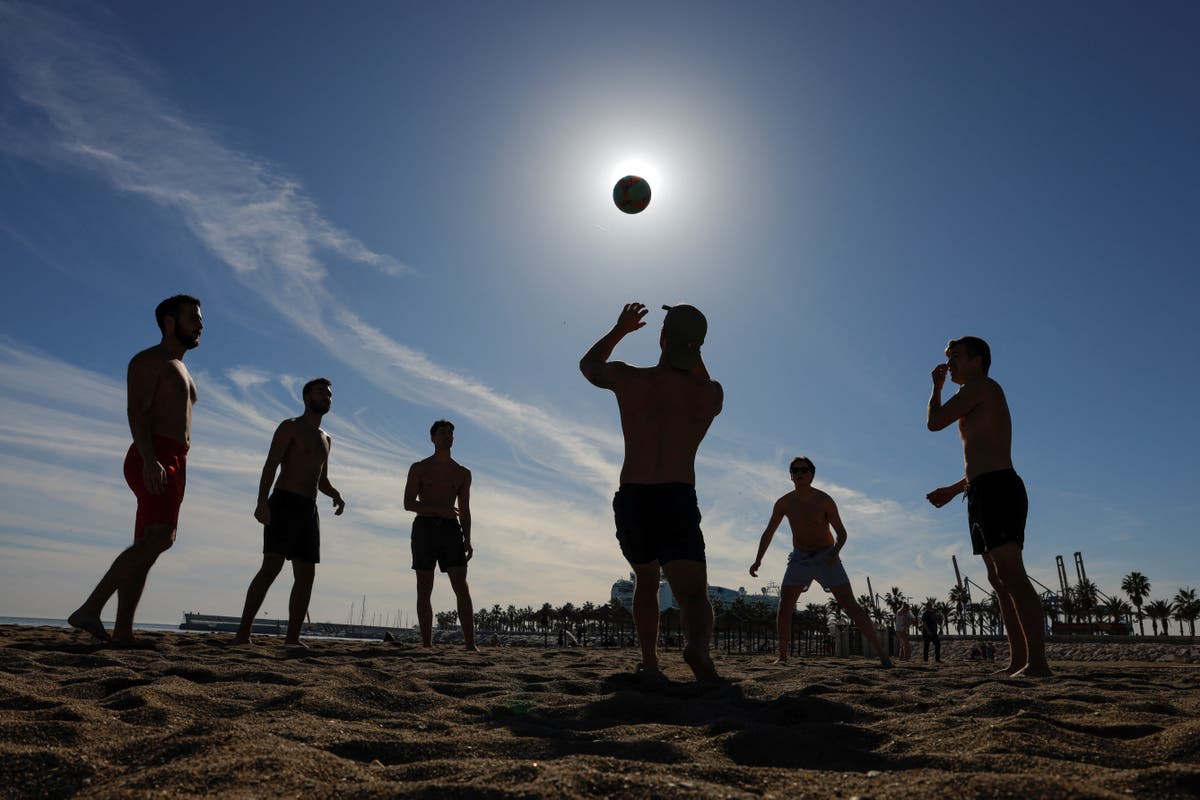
top-left (611, 573), bottom-right (782, 614)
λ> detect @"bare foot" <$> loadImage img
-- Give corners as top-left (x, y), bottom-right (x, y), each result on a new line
top-left (635, 662), bottom-right (668, 687)
top-left (229, 635), bottom-right (254, 646)
top-left (68, 609), bottom-right (110, 642)
top-left (878, 656), bottom-right (894, 669)
top-left (284, 639), bottom-right (309, 649)
top-left (992, 664), bottom-right (1021, 676)
top-left (772, 657), bottom-right (789, 665)
top-left (464, 644), bottom-right (480, 652)
top-left (382, 632), bottom-right (396, 642)
top-left (682, 645), bottom-right (720, 683)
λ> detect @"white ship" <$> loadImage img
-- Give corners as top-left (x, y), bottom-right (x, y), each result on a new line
top-left (611, 574), bottom-right (782, 613)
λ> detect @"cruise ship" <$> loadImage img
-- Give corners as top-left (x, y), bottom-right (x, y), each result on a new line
top-left (610, 574), bottom-right (782, 613)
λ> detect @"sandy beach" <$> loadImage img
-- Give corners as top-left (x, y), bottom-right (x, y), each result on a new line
top-left (2, 626), bottom-right (1197, 799)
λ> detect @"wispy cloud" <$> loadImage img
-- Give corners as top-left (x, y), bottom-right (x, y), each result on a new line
top-left (0, 3), bottom-right (982, 621)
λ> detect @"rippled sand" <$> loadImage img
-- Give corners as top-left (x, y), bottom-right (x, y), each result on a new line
top-left (1, 626), bottom-right (1197, 799)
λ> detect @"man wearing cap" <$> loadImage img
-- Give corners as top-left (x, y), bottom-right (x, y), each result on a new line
top-left (580, 302), bottom-right (723, 682)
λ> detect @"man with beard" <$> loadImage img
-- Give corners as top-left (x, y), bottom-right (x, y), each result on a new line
top-left (69, 295), bottom-right (203, 644)
top-left (233, 378), bottom-right (346, 647)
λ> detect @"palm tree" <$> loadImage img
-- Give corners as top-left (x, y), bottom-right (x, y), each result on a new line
top-left (1172, 588), bottom-right (1198, 637)
top-left (883, 587), bottom-right (907, 616)
top-left (1121, 572), bottom-right (1151, 636)
top-left (826, 597), bottom-right (847, 625)
top-left (1145, 600), bottom-right (1174, 637)
top-left (948, 585), bottom-right (970, 634)
top-left (1073, 579), bottom-right (1100, 623)
top-left (1102, 596), bottom-right (1132, 630)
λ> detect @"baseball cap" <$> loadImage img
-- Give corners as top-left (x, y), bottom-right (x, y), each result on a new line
top-left (661, 304), bottom-right (707, 370)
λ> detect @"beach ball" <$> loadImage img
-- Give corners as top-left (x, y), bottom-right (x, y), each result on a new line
top-left (613, 175), bottom-right (651, 214)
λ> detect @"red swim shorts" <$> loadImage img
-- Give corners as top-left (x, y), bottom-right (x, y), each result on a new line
top-left (123, 434), bottom-right (189, 539)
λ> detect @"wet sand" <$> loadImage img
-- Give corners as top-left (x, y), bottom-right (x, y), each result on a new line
top-left (1, 626), bottom-right (1197, 799)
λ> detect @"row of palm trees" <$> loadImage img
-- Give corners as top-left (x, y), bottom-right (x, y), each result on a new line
top-left (430, 572), bottom-right (1197, 646)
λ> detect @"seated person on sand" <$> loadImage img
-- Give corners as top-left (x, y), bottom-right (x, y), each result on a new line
top-left (580, 303), bottom-right (723, 683)
top-left (750, 456), bottom-right (892, 668)
top-left (232, 378), bottom-right (345, 647)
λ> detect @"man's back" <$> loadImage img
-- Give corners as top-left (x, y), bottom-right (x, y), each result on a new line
top-left (611, 364), bottom-right (722, 484)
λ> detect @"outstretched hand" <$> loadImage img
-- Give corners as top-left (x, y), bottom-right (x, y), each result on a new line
top-left (926, 485), bottom-right (961, 508)
top-left (615, 303), bottom-right (649, 335)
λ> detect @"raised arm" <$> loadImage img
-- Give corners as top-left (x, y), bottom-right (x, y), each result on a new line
top-left (579, 303), bottom-right (648, 388)
top-left (927, 366), bottom-right (983, 431)
top-left (749, 499), bottom-right (786, 577)
top-left (254, 422), bottom-right (292, 525)
top-left (318, 434), bottom-right (345, 515)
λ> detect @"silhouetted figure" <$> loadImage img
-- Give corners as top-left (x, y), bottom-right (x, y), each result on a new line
top-left (233, 378), bottom-right (345, 647)
top-left (920, 603), bottom-right (942, 663)
top-left (580, 303), bottom-right (722, 682)
top-left (926, 336), bottom-right (1051, 677)
top-left (750, 457), bottom-right (892, 668)
top-left (69, 295), bottom-right (203, 645)
top-left (894, 603), bottom-right (915, 661)
top-left (406, 420), bottom-right (476, 651)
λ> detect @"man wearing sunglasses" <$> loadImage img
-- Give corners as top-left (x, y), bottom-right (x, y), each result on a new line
top-left (750, 456), bottom-right (893, 668)
top-left (580, 302), bottom-right (723, 683)
top-left (926, 336), bottom-right (1050, 677)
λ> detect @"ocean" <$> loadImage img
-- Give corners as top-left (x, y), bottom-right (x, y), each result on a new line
top-left (0, 616), bottom-right (183, 633)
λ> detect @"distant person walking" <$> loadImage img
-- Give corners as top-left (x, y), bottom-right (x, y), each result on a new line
top-left (926, 336), bottom-right (1051, 677)
top-left (69, 295), bottom-right (203, 644)
top-left (580, 303), bottom-right (722, 682)
top-left (749, 457), bottom-right (893, 668)
top-left (894, 603), bottom-right (915, 661)
top-left (405, 419), bottom-right (477, 651)
top-left (232, 378), bottom-right (345, 647)
top-left (920, 602), bottom-right (942, 663)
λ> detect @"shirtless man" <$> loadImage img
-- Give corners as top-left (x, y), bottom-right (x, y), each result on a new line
top-left (404, 419), bottom-right (476, 651)
top-left (926, 336), bottom-right (1051, 677)
top-left (580, 303), bottom-right (723, 682)
top-left (68, 295), bottom-right (203, 644)
top-left (749, 457), bottom-right (892, 667)
top-left (233, 378), bottom-right (345, 646)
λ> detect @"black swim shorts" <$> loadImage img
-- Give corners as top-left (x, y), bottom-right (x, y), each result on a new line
top-left (411, 515), bottom-right (468, 572)
top-left (966, 468), bottom-right (1028, 555)
top-left (612, 482), bottom-right (706, 566)
top-left (263, 489), bottom-right (320, 563)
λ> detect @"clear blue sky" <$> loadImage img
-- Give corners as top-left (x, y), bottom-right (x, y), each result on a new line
top-left (2, 1), bottom-right (1197, 625)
